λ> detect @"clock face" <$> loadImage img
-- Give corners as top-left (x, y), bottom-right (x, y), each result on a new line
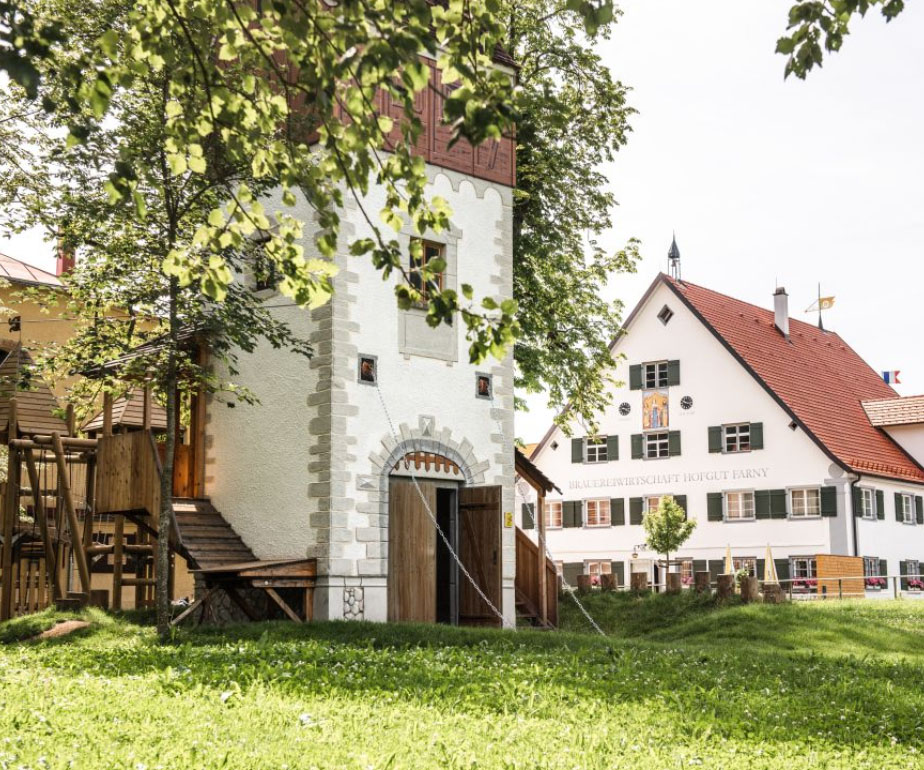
top-left (680, 396), bottom-right (693, 410)
top-left (618, 402), bottom-right (631, 416)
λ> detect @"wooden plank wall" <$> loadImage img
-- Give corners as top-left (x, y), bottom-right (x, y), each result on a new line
top-left (96, 432), bottom-right (161, 516)
top-left (817, 554), bottom-right (865, 597)
top-left (514, 526), bottom-right (559, 626)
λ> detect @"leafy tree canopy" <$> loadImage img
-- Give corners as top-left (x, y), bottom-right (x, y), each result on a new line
top-left (642, 496), bottom-right (696, 567)
top-left (778, 0), bottom-right (905, 78)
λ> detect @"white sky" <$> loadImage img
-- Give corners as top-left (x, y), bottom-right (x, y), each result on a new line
top-left (3, 1), bottom-right (922, 444)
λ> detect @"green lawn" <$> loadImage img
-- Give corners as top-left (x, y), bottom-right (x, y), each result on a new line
top-left (2, 598), bottom-right (924, 769)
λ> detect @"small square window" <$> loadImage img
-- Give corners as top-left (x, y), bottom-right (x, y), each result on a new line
top-left (475, 373), bottom-right (492, 400)
top-left (863, 556), bottom-right (880, 578)
top-left (646, 495), bottom-right (665, 514)
top-left (643, 361), bottom-right (669, 389)
top-left (645, 432), bottom-right (669, 459)
top-left (732, 556), bottom-right (757, 576)
top-left (657, 305), bottom-right (674, 325)
top-left (725, 491), bottom-right (755, 521)
top-left (546, 501), bottom-right (563, 529)
top-left (724, 424), bottom-right (751, 453)
top-left (791, 557), bottom-right (817, 579)
top-left (585, 560), bottom-right (612, 576)
top-left (790, 488), bottom-right (821, 517)
top-left (584, 437), bottom-right (608, 463)
top-left (585, 499), bottom-right (611, 527)
top-left (358, 354), bottom-right (378, 385)
top-left (901, 493), bottom-right (915, 524)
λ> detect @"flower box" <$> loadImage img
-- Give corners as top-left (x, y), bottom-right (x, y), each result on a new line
top-left (865, 577), bottom-right (887, 590)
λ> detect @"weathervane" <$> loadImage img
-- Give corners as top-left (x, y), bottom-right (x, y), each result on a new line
top-left (805, 283), bottom-right (835, 330)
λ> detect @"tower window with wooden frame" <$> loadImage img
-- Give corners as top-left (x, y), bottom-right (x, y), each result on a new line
top-left (409, 239), bottom-right (445, 301)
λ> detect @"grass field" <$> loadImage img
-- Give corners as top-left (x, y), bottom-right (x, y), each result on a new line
top-left (2, 596), bottom-right (924, 769)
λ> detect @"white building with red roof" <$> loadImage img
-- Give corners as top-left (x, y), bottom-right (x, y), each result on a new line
top-left (519, 267), bottom-right (924, 595)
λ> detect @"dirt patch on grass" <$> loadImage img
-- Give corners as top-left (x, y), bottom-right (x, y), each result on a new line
top-left (34, 620), bottom-right (90, 640)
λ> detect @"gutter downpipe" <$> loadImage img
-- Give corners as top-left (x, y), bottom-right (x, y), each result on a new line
top-left (850, 477), bottom-right (860, 557)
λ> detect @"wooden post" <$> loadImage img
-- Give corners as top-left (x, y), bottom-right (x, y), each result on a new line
top-left (740, 576), bottom-right (759, 603)
top-left (111, 514), bottom-right (124, 611)
top-left (1, 399), bottom-right (19, 620)
top-left (666, 572), bottom-right (682, 594)
top-left (600, 573), bottom-right (617, 592)
top-left (51, 432), bottom-right (91, 596)
top-left (694, 570), bottom-right (711, 593)
top-left (537, 490), bottom-right (548, 627)
top-left (102, 392), bottom-right (113, 437)
top-left (717, 573), bottom-right (735, 599)
top-left (65, 403), bottom-right (75, 437)
top-left (630, 572), bottom-right (648, 592)
top-left (576, 574), bottom-right (592, 593)
top-left (23, 448), bottom-right (61, 601)
top-left (762, 583), bottom-right (784, 604)
top-left (142, 385), bottom-right (152, 431)
top-left (81, 454), bottom-right (96, 551)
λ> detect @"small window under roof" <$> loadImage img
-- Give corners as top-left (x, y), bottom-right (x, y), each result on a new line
top-left (657, 305), bottom-right (674, 325)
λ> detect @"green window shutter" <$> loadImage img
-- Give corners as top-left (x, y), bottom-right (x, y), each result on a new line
top-left (879, 559), bottom-right (888, 577)
top-left (610, 498), bottom-right (625, 526)
top-left (668, 359), bottom-right (681, 387)
top-left (916, 496), bottom-right (923, 525)
top-left (629, 497), bottom-right (644, 525)
top-left (562, 501), bottom-right (576, 528)
top-left (629, 364), bottom-right (642, 390)
top-left (900, 560), bottom-right (909, 590)
top-left (574, 501), bottom-right (584, 528)
top-left (571, 438), bottom-right (583, 464)
top-left (756, 559), bottom-right (765, 579)
top-left (668, 431), bottom-right (681, 457)
top-left (521, 503), bottom-right (535, 529)
top-left (707, 492), bottom-right (724, 522)
top-left (876, 490), bottom-right (885, 520)
top-left (775, 558), bottom-right (790, 582)
top-left (851, 487), bottom-right (862, 517)
top-left (613, 561), bottom-right (625, 587)
top-left (750, 422), bottom-right (764, 450)
top-left (606, 434), bottom-right (619, 461)
top-left (674, 494), bottom-right (688, 518)
top-left (562, 563), bottom-right (583, 586)
top-left (631, 434), bottom-right (644, 460)
top-left (820, 486), bottom-right (838, 517)
top-left (770, 489), bottom-right (788, 519)
top-left (708, 426), bottom-right (723, 453)
top-left (693, 559), bottom-right (707, 575)
top-left (708, 560), bottom-right (723, 580)
top-left (895, 493), bottom-right (903, 522)
top-left (755, 490), bottom-right (771, 519)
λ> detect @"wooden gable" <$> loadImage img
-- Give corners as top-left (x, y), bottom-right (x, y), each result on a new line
top-left (0, 346), bottom-right (68, 438)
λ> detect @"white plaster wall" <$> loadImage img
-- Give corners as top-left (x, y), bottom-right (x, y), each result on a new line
top-left (519, 279), bottom-right (848, 578)
top-left (884, 425), bottom-right (924, 468)
top-left (206, 167), bottom-right (516, 625)
top-left (855, 475), bottom-right (924, 574)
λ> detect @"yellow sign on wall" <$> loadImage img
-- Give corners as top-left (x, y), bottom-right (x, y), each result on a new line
top-left (504, 511), bottom-right (513, 528)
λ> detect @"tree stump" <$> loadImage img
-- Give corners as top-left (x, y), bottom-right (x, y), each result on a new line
top-left (630, 572), bottom-right (648, 592)
top-left (694, 571), bottom-right (711, 593)
top-left (665, 572), bottom-right (682, 594)
top-left (762, 583), bottom-right (784, 604)
top-left (716, 573), bottom-right (735, 599)
top-left (740, 576), bottom-right (759, 603)
top-left (576, 574), bottom-right (593, 594)
top-left (600, 573), bottom-right (617, 592)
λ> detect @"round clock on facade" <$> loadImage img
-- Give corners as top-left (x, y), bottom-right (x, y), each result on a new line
top-left (680, 396), bottom-right (694, 410)
top-left (618, 402), bottom-right (631, 416)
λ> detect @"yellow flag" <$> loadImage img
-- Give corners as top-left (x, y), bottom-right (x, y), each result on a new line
top-left (806, 296), bottom-right (836, 312)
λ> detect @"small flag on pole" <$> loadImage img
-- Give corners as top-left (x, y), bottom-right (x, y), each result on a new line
top-left (883, 370), bottom-right (901, 385)
top-left (805, 296), bottom-right (836, 312)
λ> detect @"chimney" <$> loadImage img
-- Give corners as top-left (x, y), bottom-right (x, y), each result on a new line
top-left (56, 238), bottom-right (75, 276)
top-left (774, 287), bottom-right (790, 339)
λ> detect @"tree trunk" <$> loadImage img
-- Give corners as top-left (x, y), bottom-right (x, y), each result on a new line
top-left (156, 276), bottom-right (179, 641)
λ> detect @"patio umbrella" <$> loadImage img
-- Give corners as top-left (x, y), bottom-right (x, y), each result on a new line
top-left (724, 544), bottom-right (734, 574)
top-left (763, 544), bottom-right (779, 584)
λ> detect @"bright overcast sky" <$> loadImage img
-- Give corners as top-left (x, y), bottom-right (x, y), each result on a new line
top-left (3, 1), bottom-right (922, 443)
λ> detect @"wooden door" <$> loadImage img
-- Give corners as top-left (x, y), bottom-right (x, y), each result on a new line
top-left (388, 479), bottom-right (437, 622)
top-left (458, 485), bottom-right (502, 627)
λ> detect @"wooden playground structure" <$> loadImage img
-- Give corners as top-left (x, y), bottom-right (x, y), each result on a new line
top-left (0, 345), bottom-right (316, 624)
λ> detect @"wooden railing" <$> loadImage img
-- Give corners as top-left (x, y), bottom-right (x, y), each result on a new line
top-left (514, 526), bottom-right (558, 627)
top-left (95, 431), bottom-right (162, 517)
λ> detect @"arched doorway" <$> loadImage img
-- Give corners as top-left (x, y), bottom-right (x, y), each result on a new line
top-left (387, 451), bottom-right (501, 626)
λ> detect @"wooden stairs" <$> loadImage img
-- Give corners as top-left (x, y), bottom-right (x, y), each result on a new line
top-left (170, 498), bottom-right (256, 571)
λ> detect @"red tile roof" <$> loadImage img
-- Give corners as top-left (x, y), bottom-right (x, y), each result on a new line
top-left (0, 253), bottom-right (61, 287)
top-left (863, 395), bottom-right (924, 427)
top-left (665, 275), bottom-right (924, 484)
